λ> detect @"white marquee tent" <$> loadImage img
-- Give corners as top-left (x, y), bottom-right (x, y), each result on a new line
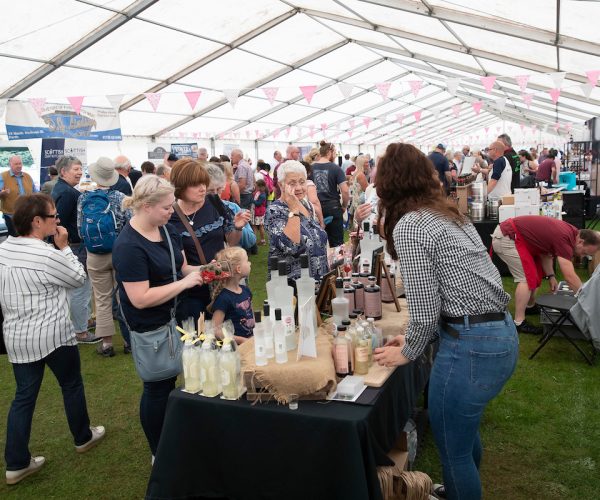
top-left (2, 0), bottom-right (600, 165)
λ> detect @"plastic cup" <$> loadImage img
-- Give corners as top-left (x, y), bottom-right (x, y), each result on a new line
top-left (288, 393), bottom-right (299, 410)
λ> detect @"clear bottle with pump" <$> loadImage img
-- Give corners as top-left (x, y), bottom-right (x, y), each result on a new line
top-left (263, 302), bottom-right (274, 359)
top-left (273, 308), bottom-right (288, 364)
top-left (272, 261), bottom-right (296, 351)
top-left (364, 276), bottom-right (382, 320)
top-left (333, 325), bottom-right (353, 377)
top-left (200, 334), bottom-right (220, 397)
top-left (331, 277), bottom-right (350, 327)
top-left (253, 311), bottom-right (267, 367)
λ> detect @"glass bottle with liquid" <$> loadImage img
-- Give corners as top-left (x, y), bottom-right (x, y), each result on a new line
top-left (354, 324), bottom-right (370, 376)
top-left (200, 334), bottom-right (220, 397)
top-left (273, 308), bottom-right (288, 364)
top-left (263, 302), bottom-right (274, 359)
top-left (343, 277), bottom-right (355, 312)
top-left (272, 261), bottom-right (296, 351)
top-left (296, 254), bottom-right (316, 303)
top-left (333, 325), bottom-right (353, 377)
top-left (266, 257), bottom-right (282, 304)
top-left (364, 276), bottom-right (382, 320)
top-left (220, 334), bottom-right (242, 400)
top-left (351, 273), bottom-right (365, 311)
top-left (331, 277), bottom-right (349, 327)
top-left (253, 311), bottom-right (267, 367)
top-left (182, 338), bottom-right (202, 393)
top-left (360, 322), bottom-right (374, 367)
top-left (341, 319), bottom-right (354, 373)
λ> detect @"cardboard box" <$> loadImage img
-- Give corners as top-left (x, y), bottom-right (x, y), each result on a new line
top-left (502, 195), bottom-right (515, 205)
top-left (514, 188), bottom-right (540, 205)
top-left (514, 204), bottom-right (539, 217)
top-left (499, 205), bottom-right (515, 222)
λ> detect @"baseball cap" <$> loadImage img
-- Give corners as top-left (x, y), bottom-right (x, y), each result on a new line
top-left (436, 143), bottom-right (446, 150)
top-left (167, 153), bottom-right (179, 162)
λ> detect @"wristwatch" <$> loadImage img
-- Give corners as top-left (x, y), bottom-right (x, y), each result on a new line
top-left (288, 211), bottom-right (299, 219)
top-left (544, 274), bottom-right (555, 280)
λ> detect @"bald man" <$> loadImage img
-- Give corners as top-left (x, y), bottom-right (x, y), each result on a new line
top-left (486, 141), bottom-right (513, 199)
top-left (113, 155), bottom-right (133, 196)
top-left (0, 155), bottom-right (38, 235)
top-left (198, 147), bottom-right (208, 162)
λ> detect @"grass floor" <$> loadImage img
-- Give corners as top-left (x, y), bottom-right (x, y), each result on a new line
top-left (0, 242), bottom-right (598, 499)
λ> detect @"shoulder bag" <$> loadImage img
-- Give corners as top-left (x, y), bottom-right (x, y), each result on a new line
top-left (121, 226), bottom-right (182, 382)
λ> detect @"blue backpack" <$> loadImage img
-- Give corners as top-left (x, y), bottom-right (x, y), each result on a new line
top-left (81, 191), bottom-right (117, 254)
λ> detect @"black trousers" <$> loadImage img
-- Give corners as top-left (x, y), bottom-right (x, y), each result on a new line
top-left (322, 202), bottom-right (344, 247)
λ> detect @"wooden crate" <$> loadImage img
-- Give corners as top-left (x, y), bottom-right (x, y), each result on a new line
top-left (242, 370), bottom-right (329, 403)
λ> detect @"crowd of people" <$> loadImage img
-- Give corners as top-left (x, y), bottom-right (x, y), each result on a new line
top-left (0, 136), bottom-right (598, 500)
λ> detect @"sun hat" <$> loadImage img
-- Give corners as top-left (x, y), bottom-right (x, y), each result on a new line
top-left (88, 157), bottom-right (119, 187)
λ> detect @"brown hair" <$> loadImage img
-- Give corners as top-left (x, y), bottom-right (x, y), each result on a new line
top-left (377, 143), bottom-right (465, 260)
top-left (13, 193), bottom-right (55, 236)
top-left (318, 140), bottom-right (335, 157)
top-left (140, 161), bottom-right (156, 174)
top-left (579, 229), bottom-right (600, 247)
top-left (170, 159), bottom-right (210, 200)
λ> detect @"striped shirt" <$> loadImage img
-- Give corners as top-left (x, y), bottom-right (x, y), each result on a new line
top-left (0, 236), bottom-right (86, 363)
top-left (393, 209), bottom-right (510, 361)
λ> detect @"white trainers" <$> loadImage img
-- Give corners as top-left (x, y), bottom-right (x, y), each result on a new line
top-left (6, 456), bottom-right (45, 485)
top-left (75, 426), bottom-right (106, 453)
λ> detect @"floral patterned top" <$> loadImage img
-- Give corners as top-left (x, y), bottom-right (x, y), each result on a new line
top-left (265, 199), bottom-right (329, 281)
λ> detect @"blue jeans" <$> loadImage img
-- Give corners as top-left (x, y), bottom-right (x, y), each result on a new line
top-left (428, 313), bottom-right (518, 500)
top-left (70, 275), bottom-right (92, 334)
top-left (140, 377), bottom-right (176, 455)
top-left (5, 345), bottom-right (92, 470)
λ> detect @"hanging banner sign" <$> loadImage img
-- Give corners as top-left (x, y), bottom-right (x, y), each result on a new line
top-left (170, 143), bottom-right (198, 159)
top-left (40, 138), bottom-right (88, 184)
top-left (5, 100), bottom-right (122, 141)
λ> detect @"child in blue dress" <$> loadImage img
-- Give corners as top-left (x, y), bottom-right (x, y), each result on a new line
top-left (209, 247), bottom-right (254, 344)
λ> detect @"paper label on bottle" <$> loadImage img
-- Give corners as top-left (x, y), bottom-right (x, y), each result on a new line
top-left (256, 343), bottom-right (265, 356)
top-left (200, 368), bottom-right (207, 384)
top-left (355, 346), bottom-right (369, 363)
top-left (275, 341), bottom-right (285, 354)
top-left (221, 368), bottom-right (231, 386)
top-left (283, 315), bottom-right (294, 336)
top-left (334, 345), bottom-right (349, 374)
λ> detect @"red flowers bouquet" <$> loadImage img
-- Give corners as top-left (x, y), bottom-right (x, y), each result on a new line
top-left (199, 261), bottom-right (232, 284)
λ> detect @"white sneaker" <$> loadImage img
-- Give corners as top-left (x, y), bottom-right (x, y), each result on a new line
top-left (75, 426), bottom-right (106, 453)
top-left (152, 455), bottom-right (155, 466)
top-left (6, 456), bottom-right (45, 485)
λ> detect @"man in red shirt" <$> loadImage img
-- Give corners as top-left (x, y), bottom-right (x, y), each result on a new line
top-left (492, 216), bottom-right (600, 334)
top-left (536, 149), bottom-right (559, 185)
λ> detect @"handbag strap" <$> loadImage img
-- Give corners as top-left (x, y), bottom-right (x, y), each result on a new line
top-left (173, 202), bottom-right (207, 265)
top-left (162, 225), bottom-right (178, 319)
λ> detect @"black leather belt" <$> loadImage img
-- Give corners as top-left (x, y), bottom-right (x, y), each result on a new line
top-left (441, 312), bottom-right (506, 338)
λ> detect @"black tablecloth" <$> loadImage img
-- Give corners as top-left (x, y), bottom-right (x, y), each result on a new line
top-left (146, 355), bottom-right (431, 500)
top-left (472, 219), bottom-right (510, 276)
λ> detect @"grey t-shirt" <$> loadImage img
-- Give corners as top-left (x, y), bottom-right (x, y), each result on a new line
top-left (311, 161), bottom-right (346, 205)
top-left (234, 160), bottom-right (254, 195)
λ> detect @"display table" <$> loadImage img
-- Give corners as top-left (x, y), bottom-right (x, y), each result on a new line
top-left (145, 356), bottom-right (431, 500)
top-left (472, 219), bottom-right (510, 276)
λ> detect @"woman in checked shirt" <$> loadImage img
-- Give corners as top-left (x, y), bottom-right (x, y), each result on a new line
top-left (373, 143), bottom-right (518, 500)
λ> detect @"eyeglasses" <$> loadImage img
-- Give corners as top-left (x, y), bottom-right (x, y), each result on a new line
top-left (42, 213), bottom-right (59, 219)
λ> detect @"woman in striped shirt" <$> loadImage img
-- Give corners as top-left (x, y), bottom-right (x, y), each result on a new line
top-left (0, 194), bottom-right (105, 485)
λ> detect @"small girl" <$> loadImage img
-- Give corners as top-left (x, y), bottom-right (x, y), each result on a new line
top-left (209, 247), bottom-right (254, 344)
top-left (251, 178), bottom-right (267, 245)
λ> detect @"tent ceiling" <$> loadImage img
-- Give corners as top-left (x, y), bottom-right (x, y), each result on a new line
top-left (1, 0), bottom-right (599, 143)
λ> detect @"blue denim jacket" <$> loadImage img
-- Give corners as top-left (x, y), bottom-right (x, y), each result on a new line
top-left (222, 200), bottom-right (257, 249)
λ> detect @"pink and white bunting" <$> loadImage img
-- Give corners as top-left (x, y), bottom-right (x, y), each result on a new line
top-left (446, 78), bottom-right (460, 96)
top-left (472, 101), bottom-right (483, 115)
top-left (286, 127), bottom-right (291, 138)
top-left (67, 96), bottom-right (84, 114)
top-left (452, 104), bottom-right (461, 118)
top-left (300, 85), bottom-right (317, 104)
top-left (363, 117), bottom-right (372, 129)
top-left (494, 97), bottom-right (507, 113)
top-left (245, 130), bottom-right (251, 139)
top-left (395, 114), bottom-right (404, 125)
top-left (408, 80), bottom-right (422, 98)
top-left (223, 89), bottom-right (240, 108)
top-left (548, 88), bottom-right (560, 104)
top-left (145, 93), bottom-right (161, 111)
top-left (106, 94), bottom-right (124, 112)
top-left (515, 75), bottom-right (530, 92)
top-left (413, 110), bottom-right (422, 123)
top-left (338, 82), bottom-right (354, 99)
top-left (522, 93), bottom-right (533, 108)
top-left (262, 87), bottom-right (279, 105)
top-left (549, 72), bottom-right (566, 89)
top-left (581, 83), bottom-right (595, 99)
top-left (309, 125), bottom-right (315, 138)
top-left (320, 123), bottom-right (328, 133)
top-left (586, 69), bottom-right (600, 86)
top-left (480, 76), bottom-right (496, 94)
top-left (375, 82), bottom-right (392, 100)
top-left (28, 97), bottom-right (46, 117)
top-left (184, 91), bottom-right (202, 110)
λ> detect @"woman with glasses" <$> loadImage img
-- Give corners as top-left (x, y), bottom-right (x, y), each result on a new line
top-left (168, 159), bottom-right (250, 320)
top-left (0, 194), bottom-right (105, 485)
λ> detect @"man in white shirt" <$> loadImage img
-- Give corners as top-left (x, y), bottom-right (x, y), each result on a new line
top-left (486, 141), bottom-right (513, 199)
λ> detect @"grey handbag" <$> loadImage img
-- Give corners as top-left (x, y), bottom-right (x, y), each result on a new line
top-left (121, 226), bottom-right (182, 382)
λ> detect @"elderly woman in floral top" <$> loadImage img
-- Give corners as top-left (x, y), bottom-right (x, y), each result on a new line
top-left (265, 160), bottom-right (329, 281)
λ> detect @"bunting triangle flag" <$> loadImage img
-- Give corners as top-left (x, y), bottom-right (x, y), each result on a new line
top-left (586, 69), bottom-right (600, 86)
top-left (286, 127), bottom-right (291, 138)
top-left (145, 93), bottom-right (161, 111)
top-left (452, 104), bottom-right (461, 118)
top-left (67, 96), bottom-right (84, 114)
top-left (223, 89), bottom-right (240, 108)
top-left (184, 91), bottom-right (202, 110)
top-left (549, 72), bottom-right (566, 89)
top-left (548, 88), bottom-right (561, 104)
top-left (375, 82), bottom-right (392, 100)
top-left (300, 85), bottom-right (317, 104)
top-left (106, 94), bottom-right (124, 112)
top-left (413, 110), bottom-right (422, 123)
top-left (262, 87), bottom-right (279, 105)
top-left (309, 125), bottom-right (315, 138)
top-left (338, 82), bottom-right (354, 99)
top-left (395, 114), bottom-right (404, 125)
top-left (581, 83), bottom-right (595, 99)
top-left (522, 93), bottom-right (533, 108)
top-left (515, 75), bottom-right (530, 92)
top-left (495, 97), bottom-right (507, 113)
top-left (480, 76), bottom-right (496, 94)
top-left (408, 80), bottom-right (422, 98)
top-left (363, 117), bottom-right (372, 129)
top-left (28, 97), bottom-right (46, 117)
top-left (446, 78), bottom-right (460, 96)
top-left (349, 119), bottom-right (355, 131)
top-left (320, 123), bottom-right (328, 132)
top-left (472, 101), bottom-right (483, 115)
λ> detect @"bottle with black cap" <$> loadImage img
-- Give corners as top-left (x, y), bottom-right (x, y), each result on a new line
top-left (331, 277), bottom-right (349, 327)
top-left (273, 261), bottom-right (296, 351)
top-left (333, 325), bottom-right (352, 377)
top-left (351, 273), bottom-right (365, 311)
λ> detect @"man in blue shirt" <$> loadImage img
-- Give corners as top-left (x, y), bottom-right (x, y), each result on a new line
top-left (428, 144), bottom-right (451, 191)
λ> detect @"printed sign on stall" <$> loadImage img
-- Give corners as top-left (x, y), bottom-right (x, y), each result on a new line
top-left (170, 143), bottom-right (198, 159)
top-left (5, 100), bottom-right (122, 141)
